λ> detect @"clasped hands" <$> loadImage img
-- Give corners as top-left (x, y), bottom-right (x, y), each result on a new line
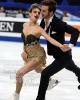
top-left (60, 44), bottom-right (71, 52)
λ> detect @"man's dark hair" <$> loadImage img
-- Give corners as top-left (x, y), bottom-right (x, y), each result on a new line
top-left (41, 0), bottom-right (57, 12)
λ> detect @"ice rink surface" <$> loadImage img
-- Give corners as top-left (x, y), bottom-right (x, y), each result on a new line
top-left (0, 41), bottom-right (80, 100)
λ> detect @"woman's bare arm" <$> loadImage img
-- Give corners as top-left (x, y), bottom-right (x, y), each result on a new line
top-left (40, 27), bottom-right (63, 48)
top-left (39, 27), bottom-right (70, 52)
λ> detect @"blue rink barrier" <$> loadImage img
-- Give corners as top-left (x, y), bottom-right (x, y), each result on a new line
top-left (0, 36), bottom-right (80, 46)
top-left (0, 36), bottom-right (47, 44)
top-left (0, 17), bottom-right (80, 46)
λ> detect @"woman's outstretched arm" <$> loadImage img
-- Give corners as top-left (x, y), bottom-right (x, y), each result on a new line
top-left (39, 27), bottom-right (70, 52)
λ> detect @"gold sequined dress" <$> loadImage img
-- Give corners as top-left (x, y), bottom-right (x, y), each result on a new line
top-left (21, 34), bottom-right (46, 66)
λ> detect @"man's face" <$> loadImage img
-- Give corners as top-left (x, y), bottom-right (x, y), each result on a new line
top-left (41, 5), bottom-right (49, 19)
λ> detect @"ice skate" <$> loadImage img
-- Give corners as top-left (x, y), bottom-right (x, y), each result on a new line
top-left (9, 92), bottom-right (19, 100)
top-left (47, 79), bottom-right (59, 90)
top-left (77, 77), bottom-right (80, 89)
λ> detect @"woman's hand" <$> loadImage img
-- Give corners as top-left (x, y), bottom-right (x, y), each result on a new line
top-left (60, 44), bottom-right (71, 52)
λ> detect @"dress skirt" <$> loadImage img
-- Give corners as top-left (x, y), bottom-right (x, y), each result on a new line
top-left (21, 43), bottom-right (46, 66)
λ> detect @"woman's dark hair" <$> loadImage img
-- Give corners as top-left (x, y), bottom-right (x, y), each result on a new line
top-left (41, 0), bottom-right (57, 12)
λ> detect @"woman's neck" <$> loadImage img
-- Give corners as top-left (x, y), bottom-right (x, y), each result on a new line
top-left (29, 19), bottom-right (37, 26)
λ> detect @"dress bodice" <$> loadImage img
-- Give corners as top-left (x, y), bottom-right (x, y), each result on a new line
top-left (21, 33), bottom-right (39, 46)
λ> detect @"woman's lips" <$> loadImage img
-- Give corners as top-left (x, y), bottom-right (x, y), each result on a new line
top-left (35, 16), bottom-right (38, 19)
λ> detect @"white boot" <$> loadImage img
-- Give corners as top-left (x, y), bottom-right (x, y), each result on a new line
top-left (47, 79), bottom-right (59, 90)
top-left (9, 92), bottom-right (19, 100)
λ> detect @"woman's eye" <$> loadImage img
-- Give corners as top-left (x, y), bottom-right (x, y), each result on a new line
top-left (34, 11), bottom-right (40, 14)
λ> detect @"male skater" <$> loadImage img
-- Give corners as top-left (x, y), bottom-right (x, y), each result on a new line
top-left (36, 0), bottom-right (80, 100)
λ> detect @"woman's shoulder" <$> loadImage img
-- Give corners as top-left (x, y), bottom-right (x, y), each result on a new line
top-left (23, 22), bottom-right (28, 28)
top-left (37, 24), bottom-right (43, 30)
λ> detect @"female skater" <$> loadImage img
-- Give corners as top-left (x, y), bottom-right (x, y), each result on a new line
top-left (10, 3), bottom-right (69, 100)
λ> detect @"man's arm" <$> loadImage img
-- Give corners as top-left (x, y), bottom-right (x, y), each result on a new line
top-left (64, 23), bottom-right (80, 46)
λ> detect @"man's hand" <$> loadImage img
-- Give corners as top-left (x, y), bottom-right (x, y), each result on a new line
top-left (60, 44), bottom-right (71, 52)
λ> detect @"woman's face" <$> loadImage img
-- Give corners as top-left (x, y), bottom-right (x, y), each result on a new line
top-left (29, 8), bottom-right (41, 22)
